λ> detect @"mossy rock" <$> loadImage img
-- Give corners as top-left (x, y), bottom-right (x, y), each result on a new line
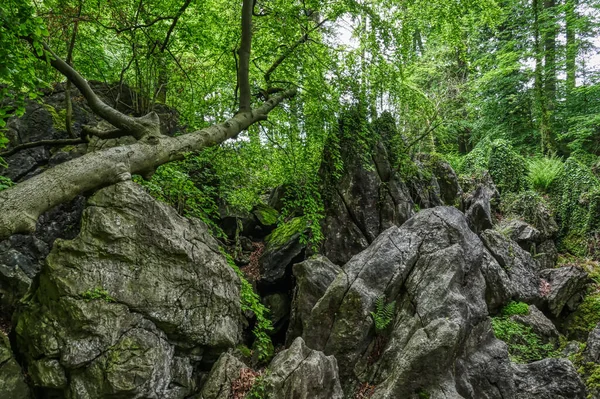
top-left (265, 217), bottom-right (307, 248)
top-left (0, 332), bottom-right (30, 398)
top-left (253, 204), bottom-right (279, 227)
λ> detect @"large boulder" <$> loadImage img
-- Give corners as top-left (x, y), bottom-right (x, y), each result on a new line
top-left (302, 207), bottom-right (515, 397)
top-left (286, 255), bottom-right (342, 345)
top-left (264, 337), bottom-right (343, 399)
top-left (198, 353), bottom-right (246, 399)
top-left (539, 266), bottom-right (589, 317)
top-left (15, 181), bottom-right (243, 398)
top-left (512, 358), bottom-right (586, 399)
top-left (0, 332), bottom-right (30, 399)
top-left (584, 322), bottom-right (600, 364)
top-left (480, 229), bottom-right (541, 305)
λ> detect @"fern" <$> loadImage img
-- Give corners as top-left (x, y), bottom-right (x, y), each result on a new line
top-left (370, 296), bottom-right (396, 332)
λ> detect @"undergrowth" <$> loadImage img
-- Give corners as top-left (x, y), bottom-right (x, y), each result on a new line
top-left (527, 155), bottom-right (563, 193)
top-left (222, 250), bottom-right (274, 363)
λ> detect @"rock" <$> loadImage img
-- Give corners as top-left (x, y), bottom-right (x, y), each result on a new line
top-left (480, 249), bottom-right (515, 312)
top-left (264, 337), bottom-right (343, 399)
top-left (481, 229), bottom-right (541, 305)
top-left (464, 172), bottom-right (500, 234)
top-left (15, 181), bottom-right (242, 398)
top-left (563, 341), bottom-right (583, 358)
top-left (510, 305), bottom-right (559, 344)
top-left (262, 293), bottom-right (291, 335)
top-left (423, 154), bottom-right (463, 206)
top-left (540, 266), bottom-right (589, 317)
top-left (199, 353), bottom-right (246, 399)
top-left (536, 240), bottom-right (558, 270)
top-left (319, 140), bottom-right (414, 265)
top-left (0, 195), bottom-right (85, 308)
top-left (253, 204), bottom-right (279, 228)
top-left (513, 358), bottom-right (586, 399)
top-left (501, 219), bottom-right (542, 251)
top-left (259, 217), bottom-right (307, 290)
top-left (0, 332), bottom-right (30, 399)
top-left (584, 322), bottom-right (600, 363)
top-left (303, 207), bottom-right (514, 397)
top-left (286, 255), bottom-right (342, 345)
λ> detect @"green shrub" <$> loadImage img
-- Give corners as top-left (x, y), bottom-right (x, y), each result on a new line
top-left (501, 190), bottom-right (555, 235)
top-left (461, 139), bottom-right (527, 194)
top-left (491, 317), bottom-right (558, 363)
top-left (501, 301), bottom-right (529, 317)
top-left (552, 157), bottom-right (600, 256)
top-left (222, 250), bottom-right (274, 363)
top-left (133, 159), bottom-right (224, 237)
top-left (488, 140), bottom-right (528, 194)
top-left (527, 156), bottom-right (563, 193)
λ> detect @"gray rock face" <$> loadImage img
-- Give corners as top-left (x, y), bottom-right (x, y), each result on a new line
top-left (512, 358), bottom-right (586, 399)
top-left (511, 305), bottom-right (559, 344)
top-left (286, 255), bottom-right (342, 345)
top-left (320, 141), bottom-right (414, 265)
top-left (501, 219), bottom-right (542, 251)
top-left (481, 229), bottom-right (541, 305)
top-left (0, 196), bottom-right (85, 308)
top-left (464, 173), bottom-right (500, 234)
top-left (540, 266), bottom-right (589, 317)
top-left (259, 230), bottom-right (305, 289)
top-left (0, 332), bottom-right (30, 399)
top-left (263, 292), bottom-right (291, 335)
top-left (536, 240), bottom-right (559, 270)
top-left (303, 207), bottom-right (514, 398)
top-left (15, 181), bottom-right (242, 398)
top-left (584, 322), bottom-right (600, 363)
top-left (199, 353), bottom-right (246, 399)
top-left (264, 337), bottom-right (343, 399)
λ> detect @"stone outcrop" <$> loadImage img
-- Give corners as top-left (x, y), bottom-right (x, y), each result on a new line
top-left (540, 266), bottom-right (589, 317)
top-left (264, 337), bottom-right (344, 399)
top-left (302, 207), bottom-right (516, 397)
top-left (14, 181), bottom-right (242, 398)
top-left (481, 229), bottom-right (541, 305)
top-left (512, 359), bottom-right (586, 399)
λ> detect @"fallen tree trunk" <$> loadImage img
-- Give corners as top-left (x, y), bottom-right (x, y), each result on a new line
top-left (0, 89), bottom-right (295, 240)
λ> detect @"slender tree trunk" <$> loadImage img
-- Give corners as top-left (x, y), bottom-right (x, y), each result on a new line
top-left (566, 0), bottom-right (577, 108)
top-left (542, 0), bottom-right (557, 153)
top-left (534, 0), bottom-right (549, 154)
top-left (65, 1), bottom-right (82, 138)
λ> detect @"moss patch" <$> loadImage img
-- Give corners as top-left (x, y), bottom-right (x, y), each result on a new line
top-left (253, 204), bottom-right (279, 226)
top-left (491, 316), bottom-right (558, 363)
top-left (42, 104), bottom-right (67, 132)
top-left (265, 217), bottom-right (307, 247)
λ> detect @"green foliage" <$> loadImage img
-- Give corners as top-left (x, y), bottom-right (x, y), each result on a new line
top-left (246, 371), bottom-right (270, 399)
top-left (222, 250), bottom-right (274, 363)
top-left (500, 301), bottom-right (529, 317)
top-left (527, 156), bottom-right (564, 193)
top-left (501, 190), bottom-right (554, 233)
top-left (564, 269), bottom-right (600, 340)
top-left (491, 317), bottom-right (558, 363)
top-left (552, 157), bottom-right (600, 256)
top-left (265, 217), bottom-right (307, 247)
top-left (487, 140), bottom-right (528, 194)
top-left (0, 176), bottom-right (13, 191)
top-left (370, 296), bottom-right (396, 332)
top-left (461, 139), bottom-right (527, 194)
top-left (81, 287), bottom-right (115, 303)
top-left (133, 156), bottom-right (223, 237)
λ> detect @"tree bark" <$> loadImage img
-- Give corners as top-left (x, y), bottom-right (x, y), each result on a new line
top-left (238, 0), bottom-right (254, 112)
top-left (566, 0), bottom-right (577, 108)
top-left (0, 89), bottom-right (295, 240)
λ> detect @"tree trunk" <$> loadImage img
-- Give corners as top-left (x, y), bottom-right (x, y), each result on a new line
top-left (566, 0), bottom-right (577, 108)
top-left (0, 89), bottom-right (295, 240)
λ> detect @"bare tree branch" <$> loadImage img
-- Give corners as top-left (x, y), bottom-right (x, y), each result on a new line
top-left (0, 139), bottom-right (87, 158)
top-left (38, 42), bottom-right (153, 139)
top-left (0, 89), bottom-right (296, 239)
top-left (159, 0), bottom-right (193, 52)
top-left (264, 18), bottom-right (328, 84)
